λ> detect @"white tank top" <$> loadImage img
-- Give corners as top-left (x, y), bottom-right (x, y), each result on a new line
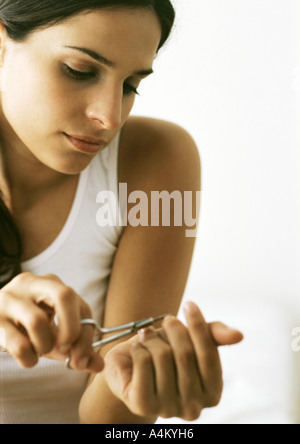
top-left (0, 133), bottom-right (124, 424)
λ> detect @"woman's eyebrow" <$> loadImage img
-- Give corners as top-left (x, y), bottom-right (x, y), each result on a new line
top-left (63, 45), bottom-right (154, 77)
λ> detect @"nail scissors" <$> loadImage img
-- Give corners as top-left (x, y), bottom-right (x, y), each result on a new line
top-left (65, 314), bottom-right (169, 369)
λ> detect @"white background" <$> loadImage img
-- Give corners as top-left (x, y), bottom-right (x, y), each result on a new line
top-left (132, 0), bottom-right (300, 424)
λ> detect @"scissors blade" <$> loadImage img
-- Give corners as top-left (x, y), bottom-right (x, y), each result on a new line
top-left (92, 314), bottom-right (170, 349)
top-left (100, 314), bottom-right (170, 335)
top-left (134, 314), bottom-right (170, 330)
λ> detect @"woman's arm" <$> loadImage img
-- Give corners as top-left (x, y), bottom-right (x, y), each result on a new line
top-left (79, 118), bottom-right (202, 423)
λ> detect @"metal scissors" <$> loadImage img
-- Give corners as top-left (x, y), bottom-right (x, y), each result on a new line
top-left (65, 314), bottom-right (169, 369)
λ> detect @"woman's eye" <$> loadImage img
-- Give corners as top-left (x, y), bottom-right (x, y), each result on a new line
top-left (63, 64), bottom-right (139, 96)
top-left (123, 83), bottom-right (139, 96)
top-left (63, 64), bottom-right (96, 81)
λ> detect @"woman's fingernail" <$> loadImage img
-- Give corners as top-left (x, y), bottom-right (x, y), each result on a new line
top-left (138, 328), bottom-right (150, 340)
top-left (138, 327), bottom-right (154, 340)
top-left (183, 301), bottom-right (198, 315)
top-left (219, 323), bottom-right (242, 334)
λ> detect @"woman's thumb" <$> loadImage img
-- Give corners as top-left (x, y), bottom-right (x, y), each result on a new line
top-left (209, 322), bottom-right (244, 346)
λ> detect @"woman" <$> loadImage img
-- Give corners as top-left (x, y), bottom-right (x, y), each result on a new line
top-left (0, 0), bottom-right (243, 424)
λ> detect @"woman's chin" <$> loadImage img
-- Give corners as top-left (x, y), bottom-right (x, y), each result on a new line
top-left (41, 151), bottom-right (95, 176)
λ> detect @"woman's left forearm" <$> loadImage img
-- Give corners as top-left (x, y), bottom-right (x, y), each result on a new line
top-left (79, 371), bottom-right (157, 424)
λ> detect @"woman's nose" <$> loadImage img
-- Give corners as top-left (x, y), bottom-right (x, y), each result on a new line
top-left (86, 86), bottom-right (123, 130)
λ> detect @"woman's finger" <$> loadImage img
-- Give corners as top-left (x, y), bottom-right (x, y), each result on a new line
top-left (67, 323), bottom-right (103, 373)
top-left (183, 302), bottom-right (223, 406)
top-left (1, 320), bottom-right (38, 368)
top-left (209, 322), bottom-right (244, 346)
top-left (137, 328), bottom-right (180, 418)
top-left (162, 316), bottom-right (204, 419)
top-left (1, 292), bottom-right (54, 355)
top-left (128, 342), bottom-right (157, 417)
top-left (28, 274), bottom-right (83, 351)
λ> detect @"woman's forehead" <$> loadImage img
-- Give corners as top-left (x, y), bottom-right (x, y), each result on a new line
top-left (32, 9), bottom-right (161, 61)
top-left (15, 8), bottom-right (161, 77)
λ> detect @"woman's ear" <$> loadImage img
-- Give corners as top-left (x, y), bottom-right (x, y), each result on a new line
top-left (0, 22), bottom-right (10, 62)
top-left (0, 23), bottom-right (7, 67)
top-left (0, 23), bottom-right (9, 93)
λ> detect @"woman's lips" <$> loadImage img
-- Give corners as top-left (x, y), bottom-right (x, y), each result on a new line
top-left (63, 133), bottom-right (108, 154)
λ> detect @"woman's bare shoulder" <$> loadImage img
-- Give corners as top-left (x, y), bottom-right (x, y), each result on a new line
top-left (121, 115), bottom-right (198, 151)
top-left (119, 116), bottom-right (201, 190)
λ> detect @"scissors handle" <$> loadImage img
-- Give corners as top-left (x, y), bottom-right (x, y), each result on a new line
top-left (65, 314), bottom-right (169, 369)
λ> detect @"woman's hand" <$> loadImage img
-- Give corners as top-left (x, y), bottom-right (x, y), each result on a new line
top-left (0, 272), bottom-right (103, 373)
top-left (104, 301), bottom-right (243, 421)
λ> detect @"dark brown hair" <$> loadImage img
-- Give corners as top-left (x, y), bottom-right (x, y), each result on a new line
top-left (0, 0), bottom-right (175, 288)
top-left (0, 0), bottom-right (175, 49)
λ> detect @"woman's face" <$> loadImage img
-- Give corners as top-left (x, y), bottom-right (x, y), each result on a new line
top-left (0, 8), bottom-right (161, 174)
